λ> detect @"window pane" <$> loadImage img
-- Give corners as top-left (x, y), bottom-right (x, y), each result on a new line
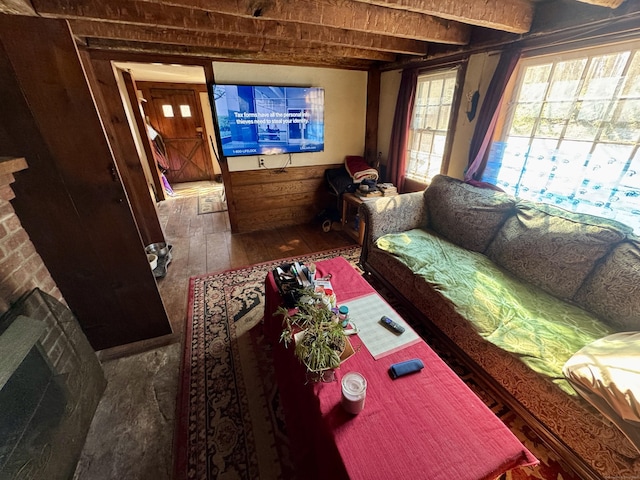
top-left (162, 104), bottom-right (174, 117)
top-left (428, 79), bottom-right (444, 103)
top-left (547, 59), bottom-right (587, 100)
top-left (579, 52), bottom-right (629, 100)
top-left (484, 40), bottom-right (640, 234)
top-left (510, 102), bottom-right (542, 136)
top-left (493, 136), bottom-right (531, 191)
top-left (536, 101), bottom-right (572, 138)
top-left (519, 64), bottom-right (552, 102)
top-left (587, 144), bottom-right (632, 183)
top-left (602, 99), bottom-right (640, 143)
top-left (433, 133), bottom-right (447, 156)
top-left (443, 78), bottom-right (456, 102)
top-left (180, 105), bottom-right (192, 117)
top-left (418, 131), bottom-right (434, 153)
top-left (621, 51), bottom-right (640, 97)
top-left (405, 68), bottom-right (459, 183)
top-left (555, 139), bottom-right (591, 174)
top-left (621, 149), bottom-right (640, 189)
top-left (425, 106), bottom-right (439, 129)
top-left (564, 100), bottom-right (608, 140)
top-left (437, 105), bottom-right (451, 130)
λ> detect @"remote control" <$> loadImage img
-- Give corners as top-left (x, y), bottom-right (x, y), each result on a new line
top-left (380, 315), bottom-right (405, 334)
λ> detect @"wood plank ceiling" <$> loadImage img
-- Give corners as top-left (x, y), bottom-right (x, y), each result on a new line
top-left (0, 0), bottom-right (631, 69)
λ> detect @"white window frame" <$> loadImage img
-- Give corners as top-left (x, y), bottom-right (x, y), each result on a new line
top-left (487, 40), bottom-right (640, 233)
top-left (405, 67), bottom-right (461, 184)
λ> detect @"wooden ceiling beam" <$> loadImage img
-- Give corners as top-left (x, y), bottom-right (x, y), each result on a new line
top-left (31, 0), bottom-right (428, 55)
top-left (140, 0), bottom-right (471, 44)
top-left (574, 0), bottom-right (625, 7)
top-left (83, 38), bottom-right (376, 69)
top-left (350, 0), bottom-right (534, 34)
top-left (70, 20), bottom-right (397, 61)
top-left (0, 0), bottom-right (36, 14)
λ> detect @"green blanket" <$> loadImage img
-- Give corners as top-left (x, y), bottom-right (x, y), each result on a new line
top-left (377, 229), bottom-right (614, 394)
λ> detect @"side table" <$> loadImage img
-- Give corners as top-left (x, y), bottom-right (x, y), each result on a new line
top-left (341, 192), bottom-right (372, 245)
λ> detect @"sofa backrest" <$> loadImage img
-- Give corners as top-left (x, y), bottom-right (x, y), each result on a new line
top-left (424, 175), bottom-right (516, 253)
top-left (574, 239), bottom-right (640, 331)
top-left (486, 200), bottom-right (631, 300)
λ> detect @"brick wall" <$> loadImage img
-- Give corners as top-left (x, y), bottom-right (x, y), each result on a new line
top-left (0, 157), bottom-right (63, 312)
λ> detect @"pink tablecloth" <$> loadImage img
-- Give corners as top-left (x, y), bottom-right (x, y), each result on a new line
top-left (265, 256), bottom-right (538, 480)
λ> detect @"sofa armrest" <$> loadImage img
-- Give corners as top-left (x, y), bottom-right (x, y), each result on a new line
top-left (359, 192), bottom-right (427, 264)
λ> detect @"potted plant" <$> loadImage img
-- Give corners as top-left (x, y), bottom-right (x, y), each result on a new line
top-left (276, 289), bottom-right (347, 377)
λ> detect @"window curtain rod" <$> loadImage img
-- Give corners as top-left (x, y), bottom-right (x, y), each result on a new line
top-left (382, 8), bottom-right (640, 73)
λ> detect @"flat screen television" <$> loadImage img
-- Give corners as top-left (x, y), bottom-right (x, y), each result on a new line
top-left (210, 84), bottom-right (325, 157)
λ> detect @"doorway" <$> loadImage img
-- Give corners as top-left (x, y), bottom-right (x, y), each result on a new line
top-left (111, 63), bottom-right (227, 220)
top-left (140, 84), bottom-right (215, 184)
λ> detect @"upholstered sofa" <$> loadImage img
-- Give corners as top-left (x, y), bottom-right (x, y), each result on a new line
top-left (359, 174), bottom-right (640, 480)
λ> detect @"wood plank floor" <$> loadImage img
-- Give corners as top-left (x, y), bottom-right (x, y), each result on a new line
top-left (80, 181), bottom-right (357, 479)
top-left (101, 180), bottom-right (356, 359)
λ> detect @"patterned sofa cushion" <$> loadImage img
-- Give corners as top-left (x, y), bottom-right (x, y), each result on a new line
top-left (424, 175), bottom-right (515, 253)
top-left (574, 240), bottom-right (640, 331)
top-left (376, 228), bottom-right (614, 393)
top-left (486, 200), bottom-right (630, 300)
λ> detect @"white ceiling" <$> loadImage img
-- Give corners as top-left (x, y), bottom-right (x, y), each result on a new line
top-left (113, 62), bottom-right (206, 84)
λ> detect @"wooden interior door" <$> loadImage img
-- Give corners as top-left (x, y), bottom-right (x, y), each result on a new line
top-left (0, 16), bottom-right (172, 350)
top-left (148, 87), bottom-right (213, 183)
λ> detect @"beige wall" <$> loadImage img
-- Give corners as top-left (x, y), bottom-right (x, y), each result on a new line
top-left (212, 62), bottom-right (368, 172)
top-left (377, 52), bottom-right (501, 180)
top-left (448, 52), bottom-right (500, 179)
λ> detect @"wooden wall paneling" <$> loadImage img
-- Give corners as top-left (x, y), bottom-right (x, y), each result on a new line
top-left (230, 164), bottom-right (340, 186)
top-left (0, 15), bottom-right (171, 349)
top-left (233, 190), bottom-right (319, 210)
top-left (229, 164), bottom-right (340, 233)
top-left (83, 54), bottom-right (166, 247)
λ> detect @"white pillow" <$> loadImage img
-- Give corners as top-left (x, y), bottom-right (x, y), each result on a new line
top-left (563, 332), bottom-right (640, 453)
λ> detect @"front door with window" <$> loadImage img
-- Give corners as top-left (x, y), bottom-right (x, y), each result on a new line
top-left (147, 87), bottom-right (214, 184)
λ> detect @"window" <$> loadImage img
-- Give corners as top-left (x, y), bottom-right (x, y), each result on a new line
top-left (161, 104), bottom-right (174, 118)
top-left (484, 40), bottom-right (640, 233)
top-left (179, 105), bottom-right (192, 117)
top-left (406, 68), bottom-right (459, 183)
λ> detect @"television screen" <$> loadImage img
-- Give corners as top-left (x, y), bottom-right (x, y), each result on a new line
top-left (210, 84), bottom-right (325, 157)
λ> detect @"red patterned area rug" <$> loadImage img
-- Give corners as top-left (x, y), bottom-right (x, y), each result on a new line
top-left (175, 245), bottom-right (579, 480)
top-left (174, 246), bottom-right (361, 480)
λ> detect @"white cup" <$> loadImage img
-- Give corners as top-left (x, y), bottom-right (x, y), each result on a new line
top-left (341, 372), bottom-right (367, 414)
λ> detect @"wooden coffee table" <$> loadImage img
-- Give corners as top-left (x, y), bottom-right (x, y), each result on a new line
top-left (264, 256), bottom-right (537, 480)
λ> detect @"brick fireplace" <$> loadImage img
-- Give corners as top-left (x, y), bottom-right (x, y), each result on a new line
top-left (0, 157), bottom-right (105, 479)
top-left (0, 157), bottom-right (62, 310)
